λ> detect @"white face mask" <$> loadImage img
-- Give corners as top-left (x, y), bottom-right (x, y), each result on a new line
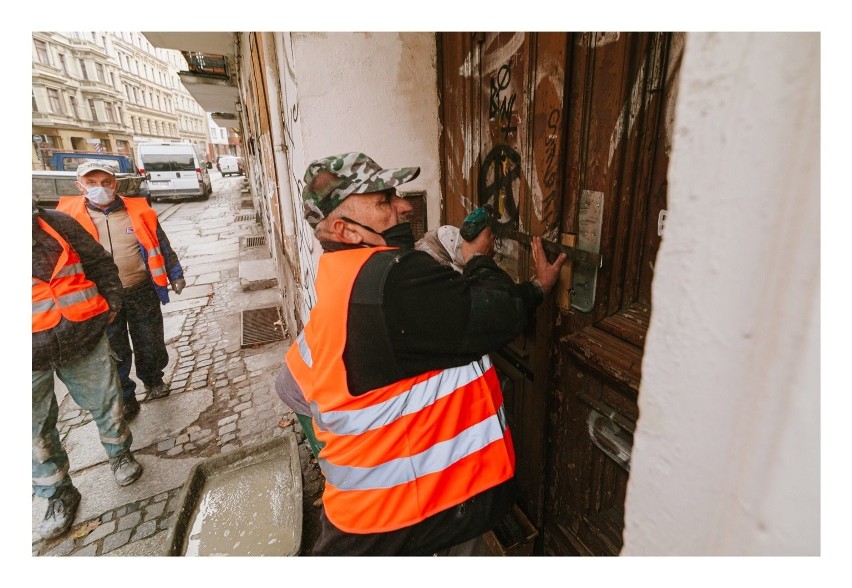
top-left (84, 186), bottom-right (115, 205)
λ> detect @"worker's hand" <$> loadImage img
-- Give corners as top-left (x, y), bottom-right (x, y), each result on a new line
top-left (461, 226), bottom-right (495, 264)
top-left (107, 311), bottom-right (118, 325)
top-left (531, 236), bottom-right (567, 294)
top-left (171, 278), bottom-right (186, 295)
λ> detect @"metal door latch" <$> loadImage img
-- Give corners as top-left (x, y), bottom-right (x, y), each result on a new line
top-left (657, 209), bottom-right (667, 237)
top-left (571, 190), bottom-right (605, 313)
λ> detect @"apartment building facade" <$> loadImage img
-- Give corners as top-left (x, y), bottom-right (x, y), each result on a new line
top-left (31, 31), bottom-right (211, 170)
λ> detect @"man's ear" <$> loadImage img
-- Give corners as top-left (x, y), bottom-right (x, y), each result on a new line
top-left (75, 181), bottom-right (86, 195)
top-left (330, 218), bottom-right (364, 244)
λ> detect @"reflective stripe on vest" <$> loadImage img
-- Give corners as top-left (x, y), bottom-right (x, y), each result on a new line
top-left (312, 355), bottom-right (493, 436)
top-left (320, 404), bottom-right (508, 491)
top-left (32, 218), bottom-right (111, 332)
top-left (284, 247), bottom-right (514, 534)
top-left (56, 195), bottom-right (169, 287)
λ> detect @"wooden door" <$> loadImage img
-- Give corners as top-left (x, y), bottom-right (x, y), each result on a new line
top-left (438, 32), bottom-right (682, 555)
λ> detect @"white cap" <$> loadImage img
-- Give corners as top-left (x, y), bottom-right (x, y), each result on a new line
top-left (76, 161), bottom-right (118, 178)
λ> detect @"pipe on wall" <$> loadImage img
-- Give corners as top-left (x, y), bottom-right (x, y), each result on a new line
top-left (262, 31), bottom-right (296, 238)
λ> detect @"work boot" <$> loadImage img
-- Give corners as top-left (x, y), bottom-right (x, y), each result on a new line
top-left (109, 452), bottom-right (143, 486)
top-left (39, 485), bottom-right (81, 541)
top-left (122, 395), bottom-right (140, 420)
top-left (145, 382), bottom-right (169, 400)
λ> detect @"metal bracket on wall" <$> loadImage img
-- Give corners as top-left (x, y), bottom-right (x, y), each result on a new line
top-left (571, 190), bottom-right (604, 313)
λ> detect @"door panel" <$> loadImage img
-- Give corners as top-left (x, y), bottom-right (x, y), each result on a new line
top-left (545, 32), bottom-right (678, 556)
top-left (438, 32), bottom-right (681, 556)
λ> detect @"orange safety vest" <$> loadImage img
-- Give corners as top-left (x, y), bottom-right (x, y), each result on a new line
top-left (32, 218), bottom-right (111, 333)
top-left (56, 196), bottom-right (168, 287)
top-left (285, 247), bottom-right (515, 534)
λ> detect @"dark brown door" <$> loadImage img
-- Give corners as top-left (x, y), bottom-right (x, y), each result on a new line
top-left (438, 32), bottom-right (682, 555)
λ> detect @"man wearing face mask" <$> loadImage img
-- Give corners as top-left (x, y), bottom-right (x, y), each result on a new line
top-left (275, 152), bottom-right (567, 555)
top-left (57, 161), bottom-right (185, 419)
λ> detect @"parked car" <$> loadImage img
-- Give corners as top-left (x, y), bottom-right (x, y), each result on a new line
top-left (217, 155), bottom-right (244, 177)
top-left (137, 142), bottom-right (212, 201)
top-left (32, 170), bottom-right (151, 207)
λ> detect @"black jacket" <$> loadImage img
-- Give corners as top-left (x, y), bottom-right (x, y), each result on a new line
top-left (32, 208), bottom-right (123, 370)
top-left (278, 242), bottom-right (544, 555)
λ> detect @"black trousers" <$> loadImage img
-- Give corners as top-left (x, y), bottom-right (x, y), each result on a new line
top-left (310, 478), bottom-right (516, 556)
top-left (106, 280), bottom-right (168, 400)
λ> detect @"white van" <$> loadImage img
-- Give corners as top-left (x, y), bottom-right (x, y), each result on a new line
top-left (137, 142), bottom-right (212, 201)
top-left (217, 155), bottom-right (244, 177)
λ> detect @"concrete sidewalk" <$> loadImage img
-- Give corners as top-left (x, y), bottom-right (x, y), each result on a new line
top-left (32, 173), bottom-right (323, 556)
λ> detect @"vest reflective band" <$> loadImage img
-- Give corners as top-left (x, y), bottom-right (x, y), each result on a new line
top-left (57, 196), bottom-right (168, 286)
top-left (32, 218), bottom-right (111, 332)
top-left (285, 247), bottom-right (515, 534)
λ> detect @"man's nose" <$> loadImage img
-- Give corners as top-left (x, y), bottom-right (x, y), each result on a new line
top-left (393, 195), bottom-right (413, 216)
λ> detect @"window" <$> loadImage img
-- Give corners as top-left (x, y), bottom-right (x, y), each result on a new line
top-left (47, 88), bottom-right (64, 114)
top-left (32, 92), bottom-right (38, 112)
top-left (105, 102), bottom-right (116, 122)
top-left (111, 72), bottom-right (117, 88)
top-left (34, 39), bottom-right (49, 64)
top-left (95, 63), bottom-right (105, 82)
top-left (58, 54), bottom-right (67, 75)
top-left (116, 105), bottom-right (123, 125)
top-left (69, 95), bottom-right (79, 118)
top-left (79, 59), bottom-right (88, 80)
top-left (141, 154), bottom-right (195, 172)
top-left (88, 99), bottom-right (98, 121)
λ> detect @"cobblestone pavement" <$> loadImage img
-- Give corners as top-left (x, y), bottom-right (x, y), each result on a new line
top-left (31, 171), bottom-right (324, 557)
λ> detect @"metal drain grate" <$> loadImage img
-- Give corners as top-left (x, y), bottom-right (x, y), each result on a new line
top-left (235, 214), bottom-right (254, 222)
top-left (242, 235), bottom-right (266, 248)
top-left (241, 306), bottom-right (287, 348)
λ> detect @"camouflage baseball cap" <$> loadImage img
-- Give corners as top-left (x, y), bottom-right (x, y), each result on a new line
top-left (302, 152), bottom-right (420, 227)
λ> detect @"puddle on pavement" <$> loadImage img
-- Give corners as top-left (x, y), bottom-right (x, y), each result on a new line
top-left (183, 455), bottom-right (298, 556)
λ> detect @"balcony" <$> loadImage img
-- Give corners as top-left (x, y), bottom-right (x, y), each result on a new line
top-left (142, 32), bottom-right (240, 119)
top-left (141, 32), bottom-right (236, 58)
top-left (79, 79), bottom-right (121, 98)
top-left (32, 63), bottom-right (73, 86)
top-left (211, 112), bottom-right (239, 129)
top-left (183, 52), bottom-right (229, 78)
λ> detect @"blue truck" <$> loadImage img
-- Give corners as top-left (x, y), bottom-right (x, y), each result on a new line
top-left (48, 151), bottom-right (140, 174)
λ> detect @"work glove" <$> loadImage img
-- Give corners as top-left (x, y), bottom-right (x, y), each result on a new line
top-left (171, 278), bottom-right (186, 295)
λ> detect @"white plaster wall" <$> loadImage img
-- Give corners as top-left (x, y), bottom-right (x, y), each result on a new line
top-left (291, 31), bottom-right (442, 235)
top-left (622, 32), bottom-right (820, 555)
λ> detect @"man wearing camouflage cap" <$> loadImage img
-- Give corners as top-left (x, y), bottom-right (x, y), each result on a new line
top-left (276, 152), bottom-right (566, 555)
